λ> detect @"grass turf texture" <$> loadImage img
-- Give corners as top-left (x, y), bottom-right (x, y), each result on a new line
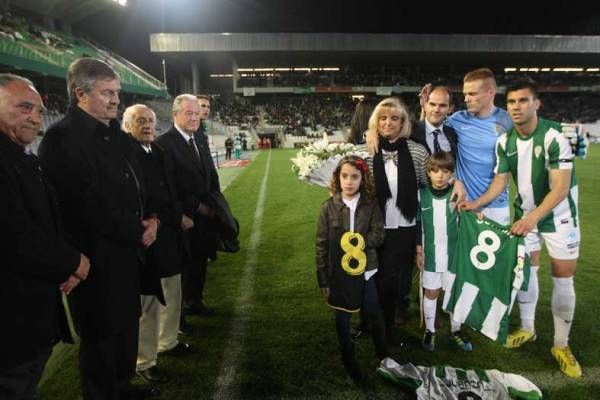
top-left (38, 146), bottom-right (600, 399)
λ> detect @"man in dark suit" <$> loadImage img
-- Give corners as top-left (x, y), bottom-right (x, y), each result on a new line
top-left (122, 104), bottom-right (191, 384)
top-left (0, 74), bottom-right (90, 400)
top-left (156, 94), bottom-right (220, 317)
top-left (39, 58), bottom-right (158, 400)
top-left (412, 85), bottom-right (458, 158)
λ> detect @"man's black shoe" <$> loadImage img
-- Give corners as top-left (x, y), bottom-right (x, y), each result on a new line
top-left (159, 341), bottom-right (193, 355)
top-left (137, 366), bottom-right (168, 384)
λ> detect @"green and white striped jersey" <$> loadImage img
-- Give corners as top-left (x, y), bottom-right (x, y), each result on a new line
top-left (495, 118), bottom-right (578, 233)
top-left (419, 185), bottom-right (458, 273)
top-left (377, 358), bottom-right (543, 400)
top-left (443, 212), bottom-right (530, 344)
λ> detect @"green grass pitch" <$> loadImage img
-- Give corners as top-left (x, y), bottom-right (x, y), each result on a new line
top-left (38, 146), bottom-right (600, 399)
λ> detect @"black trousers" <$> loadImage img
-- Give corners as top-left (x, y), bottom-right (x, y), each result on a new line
top-left (376, 226), bottom-right (416, 332)
top-left (79, 318), bottom-right (139, 400)
top-left (335, 278), bottom-right (388, 359)
top-left (182, 247), bottom-right (208, 310)
top-left (0, 348), bottom-right (52, 400)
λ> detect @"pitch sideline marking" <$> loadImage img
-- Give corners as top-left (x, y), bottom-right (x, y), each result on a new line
top-left (212, 150), bottom-right (271, 400)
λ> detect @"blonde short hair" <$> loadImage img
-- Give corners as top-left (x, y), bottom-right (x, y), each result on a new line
top-left (367, 97), bottom-right (411, 140)
top-left (464, 68), bottom-right (496, 88)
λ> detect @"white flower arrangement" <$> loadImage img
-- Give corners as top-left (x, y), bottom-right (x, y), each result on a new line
top-left (291, 134), bottom-right (370, 187)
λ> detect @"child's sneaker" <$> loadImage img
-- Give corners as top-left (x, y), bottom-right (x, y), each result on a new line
top-left (551, 346), bottom-right (582, 378)
top-left (421, 330), bottom-right (436, 352)
top-left (450, 330), bottom-right (473, 352)
top-left (504, 328), bottom-right (537, 349)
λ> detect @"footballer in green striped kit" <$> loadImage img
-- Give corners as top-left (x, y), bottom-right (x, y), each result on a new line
top-left (461, 79), bottom-right (582, 378)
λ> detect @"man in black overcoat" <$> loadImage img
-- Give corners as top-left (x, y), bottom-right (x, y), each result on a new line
top-left (0, 74), bottom-right (89, 400)
top-left (39, 58), bottom-right (158, 400)
top-left (122, 104), bottom-right (190, 384)
top-left (156, 94), bottom-right (221, 317)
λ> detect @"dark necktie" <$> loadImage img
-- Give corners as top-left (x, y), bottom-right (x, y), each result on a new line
top-left (188, 137), bottom-right (202, 164)
top-left (432, 129), bottom-right (442, 154)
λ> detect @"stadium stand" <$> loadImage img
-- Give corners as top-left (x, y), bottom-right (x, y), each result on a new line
top-left (235, 67), bottom-right (600, 90)
top-left (0, 14), bottom-right (167, 97)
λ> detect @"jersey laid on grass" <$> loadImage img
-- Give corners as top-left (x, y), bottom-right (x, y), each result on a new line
top-left (443, 211), bottom-right (530, 343)
top-left (495, 118), bottom-right (579, 233)
top-left (419, 186), bottom-right (458, 273)
top-left (377, 358), bottom-right (543, 400)
top-left (447, 108), bottom-right (512, 208)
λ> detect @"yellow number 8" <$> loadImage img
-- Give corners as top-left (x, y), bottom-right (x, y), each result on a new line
top-left (340, 232), bottom-right (367, 276)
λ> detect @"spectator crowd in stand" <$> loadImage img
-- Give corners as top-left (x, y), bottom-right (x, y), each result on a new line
top-left (237, 66), bottom-right (600, 89)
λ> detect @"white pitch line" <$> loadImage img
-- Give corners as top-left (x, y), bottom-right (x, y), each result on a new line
top-left (212, 150), bottom-right (271, 400)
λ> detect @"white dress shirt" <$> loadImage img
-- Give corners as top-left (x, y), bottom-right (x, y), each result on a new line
top-left (383, 151), bottom-right (416, 228)
top-left (425, 119), bottom-right (452, 153)
top-left (175, 124), bottom-right (200, 155)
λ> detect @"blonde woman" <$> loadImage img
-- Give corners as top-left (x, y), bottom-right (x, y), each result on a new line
top-left (366, 97), bottom-right (428, 342)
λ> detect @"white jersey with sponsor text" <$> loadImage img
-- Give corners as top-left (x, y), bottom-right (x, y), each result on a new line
top-left (377, 358), bottom-right (543, 400)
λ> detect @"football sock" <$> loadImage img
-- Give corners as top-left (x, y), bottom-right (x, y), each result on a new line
top-left (449, 313), bottom-right (461, 333)
top-left (552, 276), bottom-right (576, 348)
top-left (518, 265), bottom-right (539, 333)
top-left (423, 297), bottom-right (437, 333)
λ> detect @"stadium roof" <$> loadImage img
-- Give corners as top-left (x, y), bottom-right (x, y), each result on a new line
top-left (12, 0), bottom-right (119, 23)
top-left (150, 33), bottom-right (600, 68)
top-left (8, 1), bottom-right (600, 84)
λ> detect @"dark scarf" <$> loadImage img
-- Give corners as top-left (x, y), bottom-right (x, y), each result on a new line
top-left (373, 137), bottom-right (417, 221)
